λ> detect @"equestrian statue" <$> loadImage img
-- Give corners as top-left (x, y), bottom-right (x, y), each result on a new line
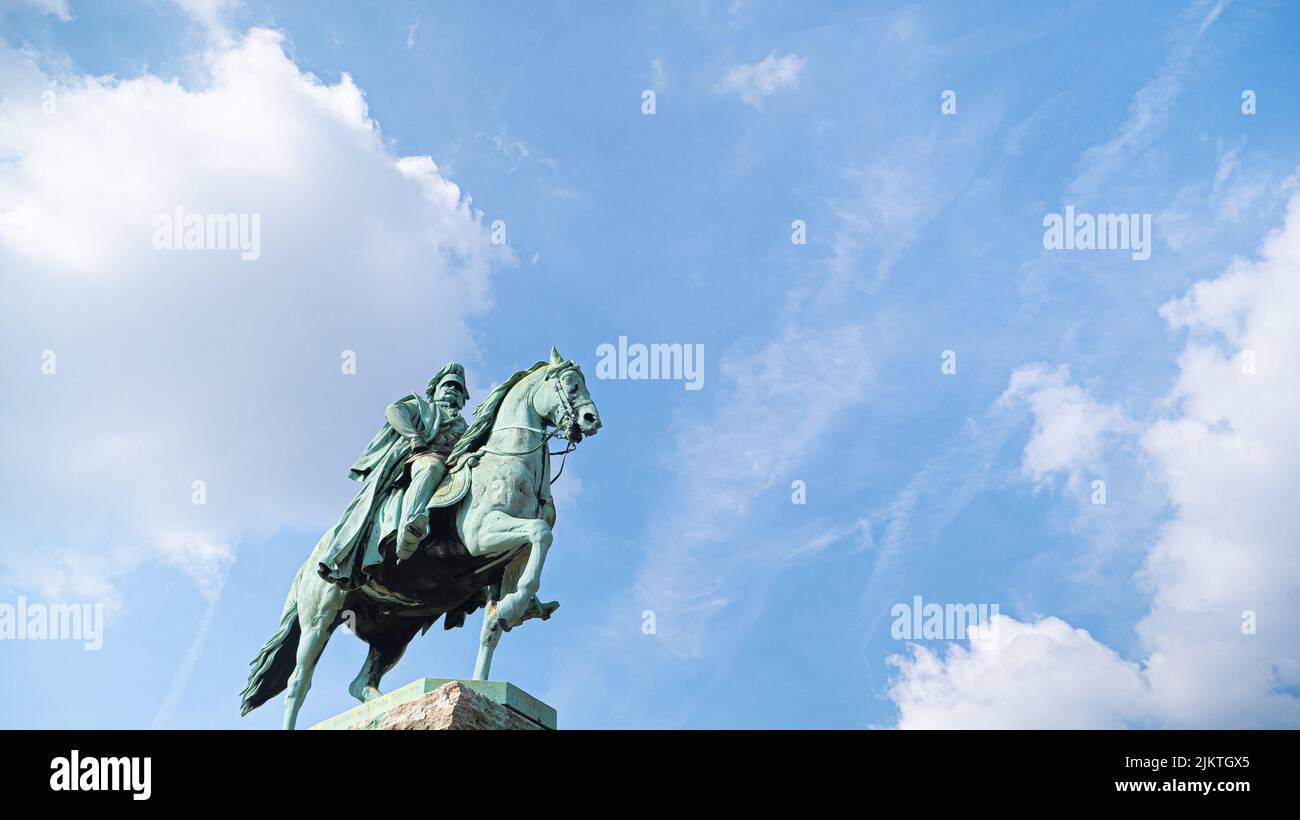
top-left (239, 348), bottom-right (602, 729)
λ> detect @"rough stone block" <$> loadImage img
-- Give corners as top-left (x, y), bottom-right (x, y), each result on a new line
top-left (309, 678), bottom-right (554, 730)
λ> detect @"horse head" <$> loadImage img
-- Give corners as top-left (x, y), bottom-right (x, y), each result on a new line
top-left (533, 346), bottom-right (602, 442)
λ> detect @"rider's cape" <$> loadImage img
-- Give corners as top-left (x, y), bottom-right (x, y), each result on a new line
top-left (320, 394), bottom-right (460, 587)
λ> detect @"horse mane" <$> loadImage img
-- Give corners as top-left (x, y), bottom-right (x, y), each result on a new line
top-left (446, 361), bottom-right (548, 469)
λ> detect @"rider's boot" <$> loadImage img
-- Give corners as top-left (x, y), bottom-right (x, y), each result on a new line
top-left (397, 511), bottom-right (428, 560)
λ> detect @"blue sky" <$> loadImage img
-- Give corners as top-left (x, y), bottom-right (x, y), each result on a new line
top-left (2, 0), bottom-right (1299, 729)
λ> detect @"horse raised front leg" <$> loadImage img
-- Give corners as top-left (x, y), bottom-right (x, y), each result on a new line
top-left (465, 511), bottom-right (552, 674)
top-left (492, 523), bottom-right (552, 628)
top-left (473, 561), bottom-right (560, 681)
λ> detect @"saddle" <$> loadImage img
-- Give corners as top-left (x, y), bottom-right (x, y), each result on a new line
top-left (427, 460), bottom-right (471, 508)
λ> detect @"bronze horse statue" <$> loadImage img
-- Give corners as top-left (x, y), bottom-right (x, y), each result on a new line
top-left (240, 349), bottom-right (602, 728)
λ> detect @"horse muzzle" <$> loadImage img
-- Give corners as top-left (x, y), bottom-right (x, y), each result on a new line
top-left (577, 408), bottom-right (601, 437)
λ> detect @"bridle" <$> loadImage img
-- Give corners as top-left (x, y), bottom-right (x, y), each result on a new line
top-left (543, 361), bottom-right (593, 438)
top-left (473, 364), bottom-right (592, 483)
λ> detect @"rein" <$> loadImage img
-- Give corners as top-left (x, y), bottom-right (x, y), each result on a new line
top-left (471, 372), bottom-right (582, 485)
top-left (476, 425), bottom-right (560, 457)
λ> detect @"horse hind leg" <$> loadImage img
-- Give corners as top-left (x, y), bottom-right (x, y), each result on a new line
top-left (349, 618), bottom-right (422, 702)
top-left (283, 622), bottom-right (331, 730)
top-left (348, 639), bottom-right (410, 702)
top-left (348, 645), bottom-right (384, 703)
top-left (283, 575), bottom-right (347, 730)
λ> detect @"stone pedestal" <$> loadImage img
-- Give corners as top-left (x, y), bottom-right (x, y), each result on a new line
top-left (308, 678), bottom-right (556, 730)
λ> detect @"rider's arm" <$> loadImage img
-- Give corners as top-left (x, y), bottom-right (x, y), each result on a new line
top-left (385, 399), bottom-right (425, 444)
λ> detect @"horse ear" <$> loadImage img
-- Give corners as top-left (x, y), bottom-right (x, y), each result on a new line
top-left (550, 347), bottom-right (563, 366)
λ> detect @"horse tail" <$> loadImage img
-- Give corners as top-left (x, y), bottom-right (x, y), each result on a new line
top-left (240, 561), bottom-right (305, 716)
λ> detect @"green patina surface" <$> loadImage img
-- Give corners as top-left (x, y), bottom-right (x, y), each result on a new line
top-left (242, 349), bottom-right (602, 730)
top-left (308, 678), bottom-right (557, 730)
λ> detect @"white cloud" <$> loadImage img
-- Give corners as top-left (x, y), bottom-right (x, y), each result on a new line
top-left (888, 192), bottom-right (1300, 728)
top-left (1137, 192), bottom-right (1300, 726)
top-left (715, 52), bottom-right (805, 109)
top-left (1000, 363), bottom-right (1132, 487)
top-left (889, 615), bottom-right (1150, 729)
top-left (0, 28), bottom-right (504, 604)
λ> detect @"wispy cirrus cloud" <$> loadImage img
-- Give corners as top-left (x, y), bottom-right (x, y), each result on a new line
top-left (11, 0), bottom-right (72, 21)
top-left (173, 0), bottom-right (241, 43)
top-left (650, 56), bottom-right (667, 92)
top-left (1067, 0), bottom-right (1233, 202)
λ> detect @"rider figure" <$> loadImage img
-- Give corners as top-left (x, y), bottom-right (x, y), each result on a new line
top-left (316, 362), bottom-right (470, 588)
top-left (394, 366), bottom-right (470, 559)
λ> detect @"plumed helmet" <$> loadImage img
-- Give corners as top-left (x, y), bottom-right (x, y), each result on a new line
top-left (427, 362), bottom-right (469, 400)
